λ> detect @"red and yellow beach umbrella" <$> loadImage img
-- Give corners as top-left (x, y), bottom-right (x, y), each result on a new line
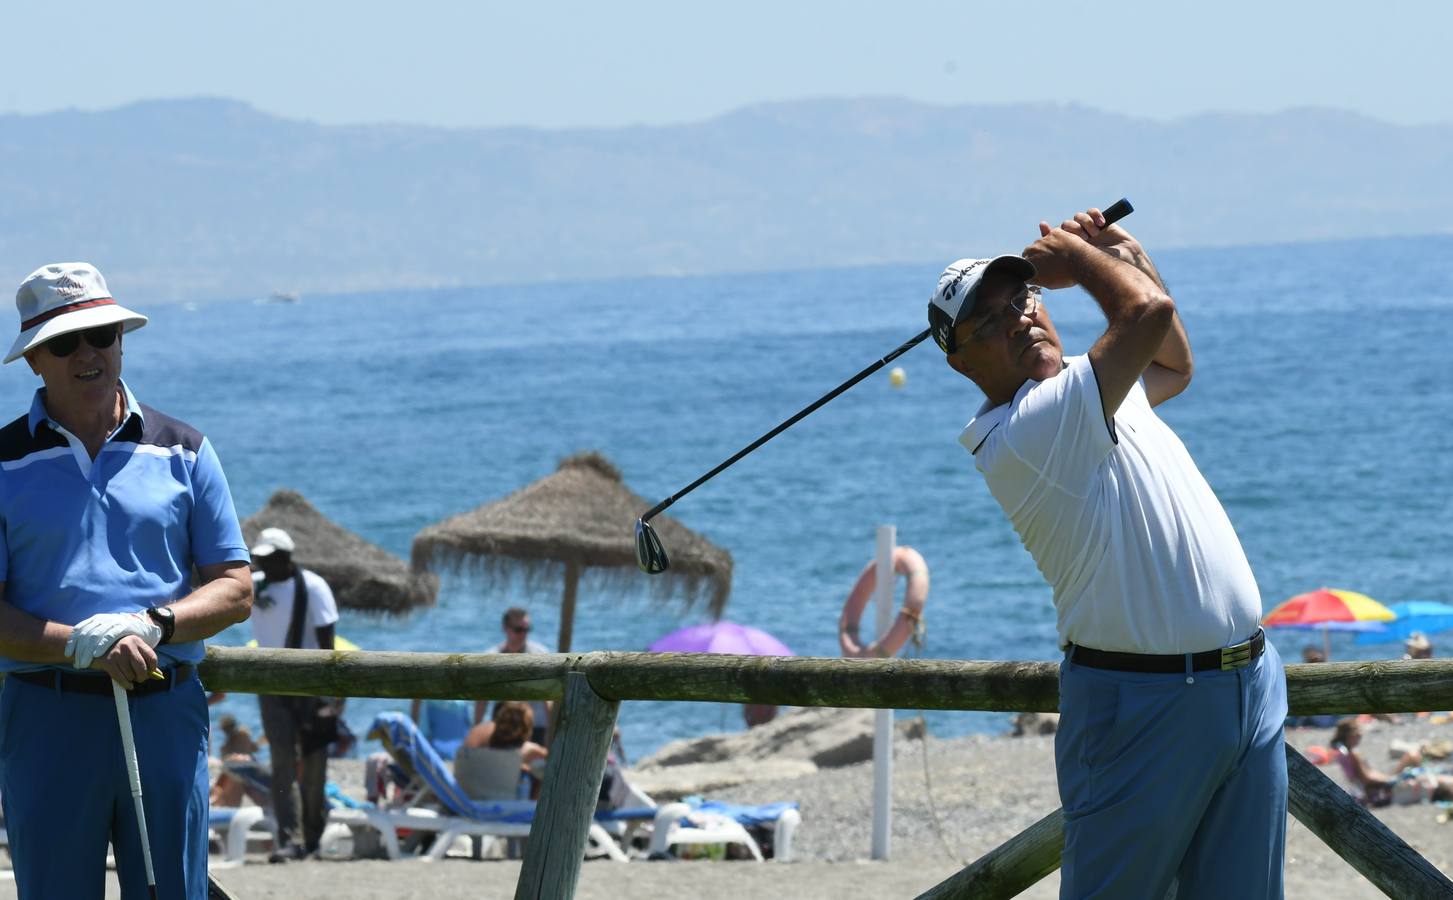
top-left (1263, 588), bottom-right (1396, 659)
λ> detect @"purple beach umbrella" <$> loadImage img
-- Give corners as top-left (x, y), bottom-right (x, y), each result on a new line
top-left (648, 621), bottom-right (794, 657)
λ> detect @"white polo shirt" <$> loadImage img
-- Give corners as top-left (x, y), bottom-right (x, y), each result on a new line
top-left (250, 568), bottom-right (339, 649)
top-left (961, 355), bottom-right (1262, 654)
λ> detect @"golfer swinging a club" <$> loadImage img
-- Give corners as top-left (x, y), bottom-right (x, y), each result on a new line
top-left (929, 209), bottom-right (1287, 898)
top-left (0, 263), bottom-right (252, 899)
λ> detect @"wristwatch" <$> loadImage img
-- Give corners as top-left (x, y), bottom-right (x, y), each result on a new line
top-left (147, 606), bottom-right (176, 645)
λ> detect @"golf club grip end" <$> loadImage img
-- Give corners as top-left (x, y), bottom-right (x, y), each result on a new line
top-left (1102, 198), bottom-right (1133, 225)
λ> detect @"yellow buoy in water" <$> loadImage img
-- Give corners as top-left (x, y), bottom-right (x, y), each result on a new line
top-left (889, 366), bottom-right (907, 389)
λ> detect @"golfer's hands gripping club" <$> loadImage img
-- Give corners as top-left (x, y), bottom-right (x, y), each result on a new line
top-left (1023, 200), bottom-right (1134, 290)
top-left (66, 610), bottom-right (163, 680)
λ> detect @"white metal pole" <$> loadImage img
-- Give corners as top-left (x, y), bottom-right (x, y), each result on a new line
top-left (871, 524), bottom-right (895, 860)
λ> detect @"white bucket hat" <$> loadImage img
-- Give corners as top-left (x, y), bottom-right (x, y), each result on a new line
top-left (5, 262), bottom-right (148, 364)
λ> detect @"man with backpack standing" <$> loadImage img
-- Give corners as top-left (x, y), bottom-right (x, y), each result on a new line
top-left (250, 526), bottom-right (340, 862)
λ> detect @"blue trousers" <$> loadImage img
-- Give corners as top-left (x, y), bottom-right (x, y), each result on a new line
top-left (1056, 639), bottom-right (1288, 899)
top-left (0, 669), bottom-right (211, 900)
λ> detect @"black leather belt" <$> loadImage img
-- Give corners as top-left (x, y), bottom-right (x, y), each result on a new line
top-left (11, 665), bottom-right (193, 697)
top-left (1069, 630), bottom-right (1264, 674)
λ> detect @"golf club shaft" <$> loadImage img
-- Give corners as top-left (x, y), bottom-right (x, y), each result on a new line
top-left (641, 328), bottom-right (929, 522)
top-left (112, 679), bottom-right (159, 899)
top-left (641, 197), bottom-right (1133, 524)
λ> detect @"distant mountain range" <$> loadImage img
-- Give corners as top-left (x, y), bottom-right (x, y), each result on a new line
top-left (1, 98), bottom-right (1449, 302)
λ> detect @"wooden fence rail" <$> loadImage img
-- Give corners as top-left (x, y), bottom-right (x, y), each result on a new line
top-left (197, 648), bottom-right (1453, 715)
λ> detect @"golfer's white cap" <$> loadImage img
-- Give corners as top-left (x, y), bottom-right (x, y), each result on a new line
top-left (6, 262), bottom-right (148, 364)
top-left (250, 527), bottom-right (296, 557)
top-left (927, 255), bottom-right (1035, 353)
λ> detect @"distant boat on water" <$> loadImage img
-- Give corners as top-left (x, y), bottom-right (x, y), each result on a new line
top-left (268, 291), bottom-right (300, 303)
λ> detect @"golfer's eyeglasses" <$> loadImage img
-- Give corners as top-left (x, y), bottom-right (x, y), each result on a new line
top-left (45, 325), bottom-right (119, 357)
top-left (966, 287), bottom-right (1041, 343)
top-left (510, 625), bottom-right (531, 634)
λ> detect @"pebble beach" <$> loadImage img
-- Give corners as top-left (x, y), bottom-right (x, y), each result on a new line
top-left (7, 712), bottom-right (1452, 899)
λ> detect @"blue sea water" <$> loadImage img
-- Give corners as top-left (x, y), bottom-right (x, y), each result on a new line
top-left (4, 235), bottom-right (1451, 761)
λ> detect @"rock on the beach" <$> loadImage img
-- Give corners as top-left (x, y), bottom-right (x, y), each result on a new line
top-left (626, 757), bottom-right (820, 799)
top-left (627, 706), bottom-right (925, 798)
top-left (638, 706), bottom-right (923, 768)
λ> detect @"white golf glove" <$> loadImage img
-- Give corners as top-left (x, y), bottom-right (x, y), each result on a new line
top-left (64, 611), bottom-right (164, 669)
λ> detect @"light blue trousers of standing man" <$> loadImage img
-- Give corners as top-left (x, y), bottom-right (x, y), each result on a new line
top-left (1056, 637), bottom-right (1288, 899)
top-left (0, 668), bottom-right (211, 899)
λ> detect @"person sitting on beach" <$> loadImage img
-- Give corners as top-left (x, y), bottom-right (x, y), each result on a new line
top-left (209, 714), bottom-right (267, 808)
top-left (409, 697), bottom-right (474, 760)
top-left (454, 701), bottom-right (548, 802)
top-left (1283, 646), bottom-right (1341, 729)
top-left (216, 713), bottom-right (260, 758)
top-left (1405, 632), bottom-right (1434, 660)
top-left (477, 607), bottom-right (553, 744)
top-left (1330, 718), bottom-right (1453, 807)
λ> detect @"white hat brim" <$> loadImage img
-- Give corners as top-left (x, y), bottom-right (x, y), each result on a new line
top-left (4, 304), bottom-right (148, 364)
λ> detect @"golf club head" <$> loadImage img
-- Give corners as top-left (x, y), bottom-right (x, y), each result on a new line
top-left (635, 518), bottom-right (670, 574)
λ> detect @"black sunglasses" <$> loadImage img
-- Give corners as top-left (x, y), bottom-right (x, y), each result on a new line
top-left (45, 325), bottom-right (119, 358)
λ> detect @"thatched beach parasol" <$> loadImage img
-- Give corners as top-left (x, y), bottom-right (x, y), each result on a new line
top-left (243, 490), bottom-right (438, 616)
top-left (410, 451), bottom-right (733, 652)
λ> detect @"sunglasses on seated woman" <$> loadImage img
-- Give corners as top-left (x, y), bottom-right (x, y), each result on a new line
top-left (45, 325), bottom-right (119, 357)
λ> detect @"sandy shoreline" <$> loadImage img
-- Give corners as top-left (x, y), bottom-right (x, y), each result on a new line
top-left (4, 715), bottom-right (1451, 898)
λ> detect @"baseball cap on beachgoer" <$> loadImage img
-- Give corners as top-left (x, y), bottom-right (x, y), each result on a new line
top-left (250, 527), bottom-right (296, 558)
top-left (5, 262), bottom-right (149, 364)
top-left (927, 255), bottom-right (1036, 354)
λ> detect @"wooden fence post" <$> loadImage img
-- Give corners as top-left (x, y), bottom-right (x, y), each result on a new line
top-left (915, 807), bottom-right (1063, 900)
top-left (1284, 744), bottom-right (1453, 898)
top-left (514, 671), bottom-right (620, 900)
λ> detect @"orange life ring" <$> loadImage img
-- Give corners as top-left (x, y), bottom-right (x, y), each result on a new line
top-left (839, 546), bottom-right (929, 659)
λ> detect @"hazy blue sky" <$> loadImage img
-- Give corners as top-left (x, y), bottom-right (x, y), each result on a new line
top-left (4, 1), bottom-right (1449, 129)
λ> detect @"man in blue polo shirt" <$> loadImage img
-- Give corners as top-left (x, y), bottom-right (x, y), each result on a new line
top-left (929, 210), bottom-right (1286, 898)
top-left (0, 262), bottom-right (252, 899)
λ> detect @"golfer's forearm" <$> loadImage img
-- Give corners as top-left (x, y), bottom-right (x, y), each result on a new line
top-left (1152, 311), bottom-right (1193, 377)
top-left (1073, 244), bottom-right (1173, 329)
top-left (1119, 240), bottom-right (1168, 293)
top-left (169, 566), bottom-right (252, 643)
top-left (0, 597), bottom-right (73, 663)
top-left (1125, 243), bottom-right (1192, 377)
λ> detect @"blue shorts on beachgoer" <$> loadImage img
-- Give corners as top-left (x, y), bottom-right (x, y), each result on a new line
top-left (1056, 638), bottom-right (1288, 899)
top-left (0, 668), bottom-right (211, 900)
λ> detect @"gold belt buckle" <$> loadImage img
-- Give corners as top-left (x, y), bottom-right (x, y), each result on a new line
top-left (1220, 640), bottom-right (1253, 671)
